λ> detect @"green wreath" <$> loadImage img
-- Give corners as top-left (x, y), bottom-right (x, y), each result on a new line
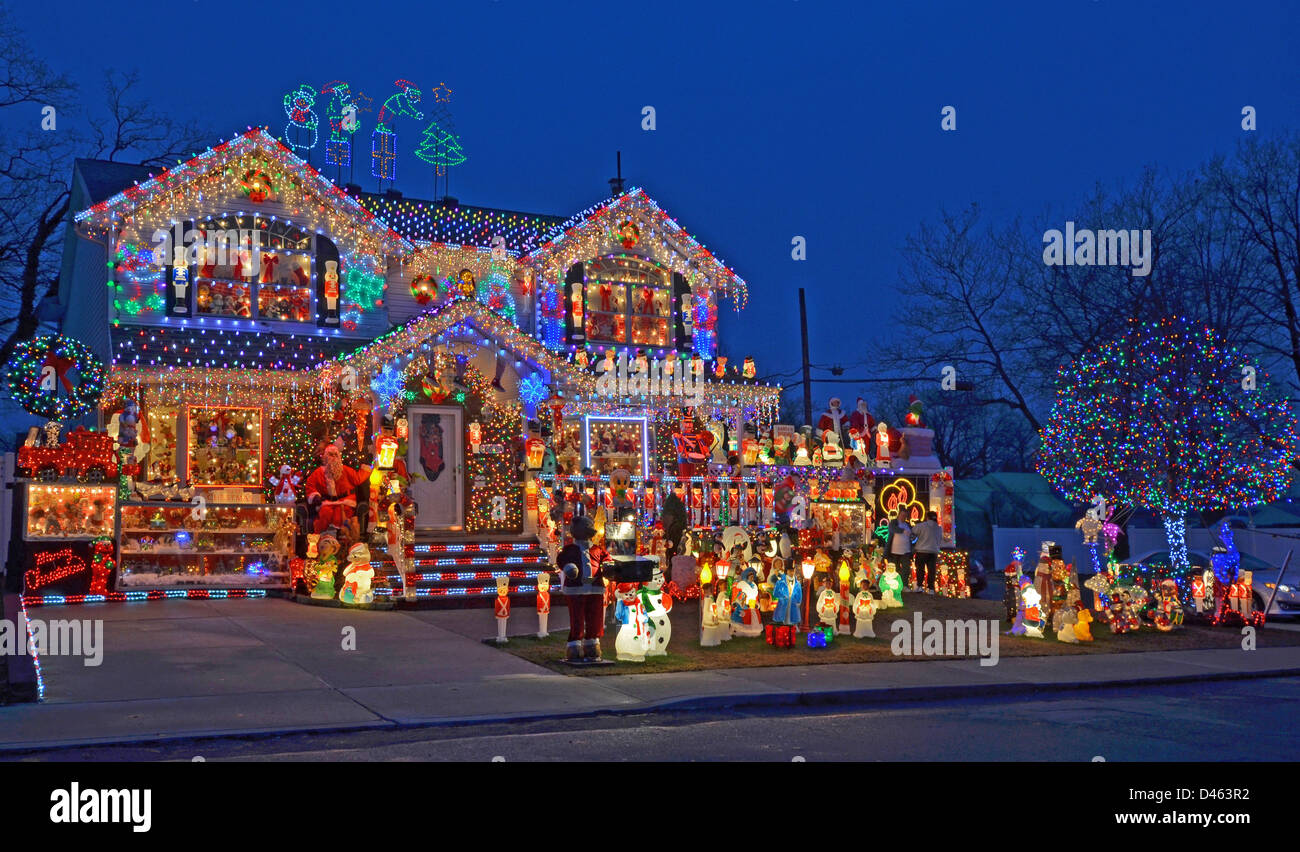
top-left (4, 334), bottom-right (106, 421)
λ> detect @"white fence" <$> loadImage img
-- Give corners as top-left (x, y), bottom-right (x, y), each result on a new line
top-left (995, 523), bottom-right (1300, 571)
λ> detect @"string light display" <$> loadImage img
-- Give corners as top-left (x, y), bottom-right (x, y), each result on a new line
top-left (521, 188), bottom-right (749, 315)
top-left (1038, 317), bottom-right (1299, 572)
top-left (361, 196), bottom-right (563, 249)
top-left (74, 128), bottom-right (412, 259)
top-left (320, 80), bottom-right (361, 168)
top-left (22, 588), bottom-right (268, 608)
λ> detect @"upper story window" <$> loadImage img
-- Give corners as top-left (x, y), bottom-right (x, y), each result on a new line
top-left (582, 255), bottom-right (671, 347)
top-left (190, 216), bottom-right (314, 323)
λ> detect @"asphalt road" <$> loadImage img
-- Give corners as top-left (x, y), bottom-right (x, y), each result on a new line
top-left (9, 676), bottom-right (1300, 762)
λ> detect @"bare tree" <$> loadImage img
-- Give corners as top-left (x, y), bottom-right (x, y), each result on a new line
top-left (884, 204), bottom-right (1044, 432)
top-left (1206, 134), bottom-right (1300, 394)
top-left (0, 7), bottom-right (209, 367)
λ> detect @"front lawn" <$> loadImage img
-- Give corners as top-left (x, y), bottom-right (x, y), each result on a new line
top-left (494, 593), bottom-right (1300, 675)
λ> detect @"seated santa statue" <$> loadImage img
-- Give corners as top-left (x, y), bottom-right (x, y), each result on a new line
top-left (305, 443), bottom-right (366, 534)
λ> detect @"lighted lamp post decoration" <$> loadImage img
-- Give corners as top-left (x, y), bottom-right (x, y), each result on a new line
top-left (372, 79), bottom-right (424, 184)
top-left (801, 558), bottom-right (815, 630)
top-left (1037, 317), bottom-right (1298, 575)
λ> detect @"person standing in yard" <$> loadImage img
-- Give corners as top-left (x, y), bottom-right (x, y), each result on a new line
top-left (886, 514), bottom-right (913, 579)
top-left (911, 511), bottom-right (942, 593)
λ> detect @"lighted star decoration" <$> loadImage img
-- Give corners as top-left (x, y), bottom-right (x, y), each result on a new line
top-left (430, 82), bottom-right (453, 103)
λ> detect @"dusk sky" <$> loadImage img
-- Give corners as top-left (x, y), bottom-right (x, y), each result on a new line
top-left (14, 0), bottom-right (1300, 408)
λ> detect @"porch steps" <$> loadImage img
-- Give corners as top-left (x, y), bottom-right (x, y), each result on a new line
top-left (368, 533), bottom-right (559, 608)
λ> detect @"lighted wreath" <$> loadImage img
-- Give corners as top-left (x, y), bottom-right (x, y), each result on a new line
top-left (4, 334), bottom-right (107, 422)
top-left (239, 168), bottom-right (275, 202)
top-left (617, 219), bottom-right (639, 249)
top-left (410, 273), bottom-right (437, 305)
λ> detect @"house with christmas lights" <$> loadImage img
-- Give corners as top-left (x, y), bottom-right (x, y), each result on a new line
top-left (18, 127), bottom-right (827, 603)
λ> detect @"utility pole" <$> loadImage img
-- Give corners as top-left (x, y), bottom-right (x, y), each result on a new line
top-left (798, 287), bottom-right (812, 427)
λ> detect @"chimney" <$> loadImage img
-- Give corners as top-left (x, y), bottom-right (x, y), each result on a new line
top-left (608, 151), bottom-right (625, 197)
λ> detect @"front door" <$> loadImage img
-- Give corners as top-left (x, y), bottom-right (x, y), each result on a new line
top-left (406, 405), bottom-right (463, 530)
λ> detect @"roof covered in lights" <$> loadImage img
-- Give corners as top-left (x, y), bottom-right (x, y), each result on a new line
top-left (354, 192), bottom-right (565, 253)
top-left (111, 323), bottom-right (359, 372)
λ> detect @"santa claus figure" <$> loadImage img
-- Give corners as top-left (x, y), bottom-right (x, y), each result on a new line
top-left (305, 443), bottom-right (366, 534)
top-left (849, 398), bottom-right (874, 439)
top-left (817, 397), bottom-right (849, 446)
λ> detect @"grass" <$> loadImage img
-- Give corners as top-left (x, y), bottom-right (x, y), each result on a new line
top-left (495, 594), bottom-right (1300, 676)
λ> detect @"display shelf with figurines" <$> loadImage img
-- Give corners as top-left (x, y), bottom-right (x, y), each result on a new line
top-left (23, 483), bottom-right (117, 540)
top-left (116, 502), bottom-right (295, 588)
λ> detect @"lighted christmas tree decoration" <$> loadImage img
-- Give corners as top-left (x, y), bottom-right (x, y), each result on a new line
top-left (1038, 317), bottom-right (1299, 573)
top-left (5, 335), bottom-right (107, 423)
top-left (264, 408), bottom-right (320, 503)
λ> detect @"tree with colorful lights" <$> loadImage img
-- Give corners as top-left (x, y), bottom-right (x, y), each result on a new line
top-left (264, 409), bottom-right (319, 502)
top-left (1037, 317), bottom-right (1298, 572)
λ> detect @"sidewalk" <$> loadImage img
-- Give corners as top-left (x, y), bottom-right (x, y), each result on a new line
top-left (3, 598), bottom-right (1298, 752)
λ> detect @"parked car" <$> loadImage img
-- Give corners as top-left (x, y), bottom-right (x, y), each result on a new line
top-left (1124, 548), bottom-right (1300, 619)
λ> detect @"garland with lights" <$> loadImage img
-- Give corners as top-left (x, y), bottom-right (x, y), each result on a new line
top-left (74, 128), bottom-right (411, 262)
top-left (5, 335), bottom-right (107, 422)
top-left (1037, 317), bottom-right (1299, 573)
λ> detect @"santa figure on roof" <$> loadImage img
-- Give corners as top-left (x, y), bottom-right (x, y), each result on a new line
top-left (848, 397), bottom-right (874, 438)
top-left (817, 397), bottom-right (849, 446)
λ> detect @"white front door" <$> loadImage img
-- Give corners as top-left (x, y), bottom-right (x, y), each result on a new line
top-left (407, 405), bottom-right (463, 529)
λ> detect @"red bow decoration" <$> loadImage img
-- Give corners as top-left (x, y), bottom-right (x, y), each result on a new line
top-left (41, 352), bottom-right (76, 395)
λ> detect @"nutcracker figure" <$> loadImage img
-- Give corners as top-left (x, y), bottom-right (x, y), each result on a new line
top-left (494, 576), bottom-right (511, 644)
top-left (536, 572), bottom-right (552, 638)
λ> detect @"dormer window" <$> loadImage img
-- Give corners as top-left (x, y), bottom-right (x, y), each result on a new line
top-left (582, 255), bottom-right (670, 347)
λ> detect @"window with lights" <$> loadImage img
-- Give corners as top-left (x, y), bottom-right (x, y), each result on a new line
top-left (582, 256), bottom-right (671, 347)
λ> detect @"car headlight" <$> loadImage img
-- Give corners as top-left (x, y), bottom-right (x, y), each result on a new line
top-left (1280, 585), bottom-right (1293, 594)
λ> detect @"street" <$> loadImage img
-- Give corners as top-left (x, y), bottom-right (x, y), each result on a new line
top-left (11, 676), bottom-right (1299, 762)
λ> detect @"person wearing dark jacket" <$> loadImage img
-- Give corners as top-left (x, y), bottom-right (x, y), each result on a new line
top-left (885, 515), bottom-right (913, 579)
top-left (911, 511), bottom-right (942, 592)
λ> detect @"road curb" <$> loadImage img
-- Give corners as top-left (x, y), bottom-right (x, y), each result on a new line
top-left (2, 663), bottom-right (1298, 755)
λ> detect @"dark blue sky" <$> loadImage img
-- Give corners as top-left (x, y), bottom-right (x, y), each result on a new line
top-left (17, 0), bottom-right (1300, 407)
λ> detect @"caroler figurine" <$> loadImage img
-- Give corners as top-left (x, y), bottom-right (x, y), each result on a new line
top-left (730, 566), bottom-right (764, 638)
top-left (852, 579), bottom-right (878, 638)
